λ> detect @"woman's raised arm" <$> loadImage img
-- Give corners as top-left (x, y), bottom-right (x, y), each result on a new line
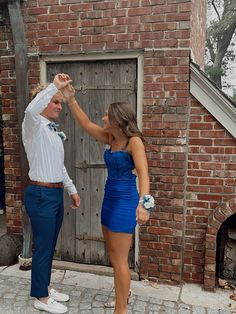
top-left (63, 84), bottom-right (110, 144)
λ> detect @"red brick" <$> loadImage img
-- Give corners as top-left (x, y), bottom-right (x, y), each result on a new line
top-left (70, 3), bottom-right (93, 12)
top-left (141, 14), bottom-right (165, 23)
top-left (165, 30), bottom-right (190, 39)
top-left (39, 45), bottom-right (60, 53)
top-left (37, 14), bottom-right (60, 22)
top-left (215, 138), bottom-right (236, 146)
top-left (153, 22), bottom-right (178, 31)
top-left (166, 13), bottom-right (191, 22)
top-left (115, 16), bottom-right (140, 25)
top-left (48, 21), bottom-right (70, 29)
top-left (128, 7), bottom-right (152, 16)
top-left (28, 7), bottom-right (48, 15)
top-left (50, 5), bottom-right (70, 13)
top-left (38, 0), bottom-right (58, 5)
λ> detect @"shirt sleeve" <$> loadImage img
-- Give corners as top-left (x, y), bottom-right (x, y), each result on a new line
top-left (22, 83), bottom-right (58, 137)
top-left (62, 166), bottom-right (77, 195)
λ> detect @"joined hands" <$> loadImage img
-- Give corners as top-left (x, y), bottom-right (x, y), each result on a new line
top-left (53, 73), bottom-right (72, 91)
top-left (53, 73), bottom-right (76, 104)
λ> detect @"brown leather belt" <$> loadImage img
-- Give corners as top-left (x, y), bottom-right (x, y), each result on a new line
top-left (30, 180), bottom-right (63, 189)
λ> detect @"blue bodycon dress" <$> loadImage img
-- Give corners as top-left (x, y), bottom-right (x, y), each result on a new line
top-left (101, 148), bottom-right (139, 234)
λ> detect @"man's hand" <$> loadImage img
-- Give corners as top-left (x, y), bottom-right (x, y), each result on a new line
top-left (53, 73), bottom-right (72, 90)
top-left (70, 193), bottom-right (80, 209)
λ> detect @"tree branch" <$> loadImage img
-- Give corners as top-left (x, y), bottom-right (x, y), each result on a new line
top-left (216, 19), bottom-right (236, 64)
top-left (212, 0), bottom-right (221, 21)
top-left (206, 36), bottom-right (216, 63)
top-left (206, 0), bottom-right (236, 88)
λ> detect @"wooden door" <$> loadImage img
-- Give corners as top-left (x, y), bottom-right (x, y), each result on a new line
top-left (47, 59), bottom-right (137, 266)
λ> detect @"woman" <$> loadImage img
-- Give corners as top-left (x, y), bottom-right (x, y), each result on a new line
top-left (63, 83), bottom-right (154, 314)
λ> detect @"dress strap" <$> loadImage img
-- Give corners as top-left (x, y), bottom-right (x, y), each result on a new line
top-left (123, 138), bottom-right (130, 150)
top-left (110, 138), bottom-right (130, 152)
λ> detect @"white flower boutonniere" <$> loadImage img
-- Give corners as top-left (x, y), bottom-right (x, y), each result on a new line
top-left (57, 131), bottom-right (67, 141)
top-left (139, 195), bottom-right (155, 211)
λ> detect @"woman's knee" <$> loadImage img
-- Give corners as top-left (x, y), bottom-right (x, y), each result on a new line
top-left (109, 252), bottom-right (128, 268)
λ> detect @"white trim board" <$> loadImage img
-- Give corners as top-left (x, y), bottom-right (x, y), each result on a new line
top-left (190, 63), bottom-right (236, 139)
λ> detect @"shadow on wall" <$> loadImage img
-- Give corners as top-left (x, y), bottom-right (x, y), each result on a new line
top-left (0, 155), bottom-right (4, 214)
top-left (0, 98), bottom-right (5, 214)
top-left (0, 98), bottom-right (22, 266)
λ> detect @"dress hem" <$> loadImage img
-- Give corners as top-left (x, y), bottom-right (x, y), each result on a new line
top-left (101, 223), bottom-right (135, 234)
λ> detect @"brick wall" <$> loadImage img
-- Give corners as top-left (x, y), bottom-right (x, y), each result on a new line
top-left (0, 11), bottom-right (23, 234)
top-left (183, 98), bottom-right (236, 284)
top-left (2, 1), bottom-right (234, 287)
top-left (190, 0), bottom-right (207, 69)
top-left (22, 0), bottom-right (194, 54)
top-left (140, 47), bottom-right (190, 283)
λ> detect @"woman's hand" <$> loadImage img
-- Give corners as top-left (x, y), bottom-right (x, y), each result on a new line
top-left (61, 84), bottom-right (76, 102)
top-left (136, 204), bottom-right (150, 225)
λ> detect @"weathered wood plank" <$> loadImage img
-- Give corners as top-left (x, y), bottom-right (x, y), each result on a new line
top-left (89, 64), bottom-right (108, 262)
top-left (47, 64), bottom-right (77, 261)
top-left (45, 59), bottom-right (137, 266)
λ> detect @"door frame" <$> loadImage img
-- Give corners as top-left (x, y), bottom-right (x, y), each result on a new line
top-left (40, 52), bottom-right (144, 272)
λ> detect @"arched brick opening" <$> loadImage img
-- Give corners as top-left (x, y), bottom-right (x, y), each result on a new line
top-left (204, 197), bottom-right (236, 291)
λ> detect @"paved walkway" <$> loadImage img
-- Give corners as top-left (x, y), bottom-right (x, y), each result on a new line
top-left (0, 264), bottom-right (235, 313)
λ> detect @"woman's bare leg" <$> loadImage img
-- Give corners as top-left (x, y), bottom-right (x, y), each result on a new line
top-left (102, 225), bottom-right (132, 314)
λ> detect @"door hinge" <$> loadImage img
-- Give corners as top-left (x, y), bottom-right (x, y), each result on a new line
top-left (76, 160), bottom-right (106, 172)
top-left (76, 234), bottom-right (105, 242)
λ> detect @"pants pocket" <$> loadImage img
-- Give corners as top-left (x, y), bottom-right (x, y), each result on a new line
top-left (24, 185), bottom-right (42, 217)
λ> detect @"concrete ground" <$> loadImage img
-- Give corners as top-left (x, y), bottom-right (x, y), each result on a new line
top-left (0, 263), bottom-right (235, 313)
top-left (0, 215), bottom-right (235, 313)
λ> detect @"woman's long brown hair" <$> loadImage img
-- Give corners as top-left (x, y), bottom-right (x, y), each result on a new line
top-left (108, 102), bottom-right (144, 142)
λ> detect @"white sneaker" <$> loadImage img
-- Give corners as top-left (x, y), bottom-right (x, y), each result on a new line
top-left (49, 288), bottom-right (69, 302)
top-left (34, 297), bottom-right (68, 314)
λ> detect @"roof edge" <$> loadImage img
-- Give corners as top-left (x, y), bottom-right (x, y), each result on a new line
top-left (190, 63), bottom-right (236, 139)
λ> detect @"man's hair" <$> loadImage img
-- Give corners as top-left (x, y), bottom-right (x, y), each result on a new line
top-left (30, 83), bottom-right (64, 101)
top-left (30, 83), bottom-right (50, 100)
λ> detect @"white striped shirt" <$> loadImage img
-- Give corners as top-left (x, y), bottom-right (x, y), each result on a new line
top-left (22, 83), bottom-right (77, 195)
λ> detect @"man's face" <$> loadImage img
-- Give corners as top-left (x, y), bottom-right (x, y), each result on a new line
top-left (41, 93), bottom-right (63, 121)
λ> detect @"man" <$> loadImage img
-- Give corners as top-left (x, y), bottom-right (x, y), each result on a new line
top-left (22, 73), bottom-right (80, 314)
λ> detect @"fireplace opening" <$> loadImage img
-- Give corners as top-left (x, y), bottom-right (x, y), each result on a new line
top-left (216, 214), bottom-right (236, 285)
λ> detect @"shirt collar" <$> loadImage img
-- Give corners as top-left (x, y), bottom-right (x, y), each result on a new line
top-left (40, 115), bottom-right (54, 126)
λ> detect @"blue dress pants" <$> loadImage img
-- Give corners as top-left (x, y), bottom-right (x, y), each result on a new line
top-left (25, 184), bottom-right (64, 298)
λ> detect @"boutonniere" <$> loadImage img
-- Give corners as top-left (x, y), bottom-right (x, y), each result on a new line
top-left (56, 131), bottom-right (67, 141)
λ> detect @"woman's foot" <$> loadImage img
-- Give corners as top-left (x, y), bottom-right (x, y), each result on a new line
top-left (104, 289), bottom-right (133, 308)
top-left (230, 294), bottom-right (236, 301)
